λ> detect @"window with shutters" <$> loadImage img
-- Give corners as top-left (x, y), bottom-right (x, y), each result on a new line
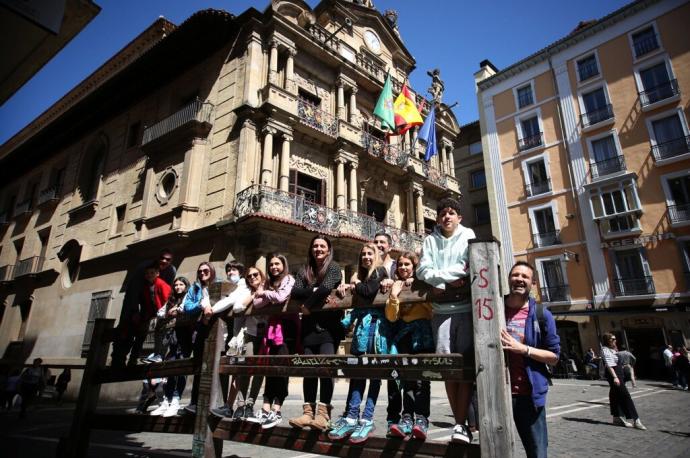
top-left (289, 170), bottom-right (325, 205)
top-left (81, 291), bottom-right (112, 356)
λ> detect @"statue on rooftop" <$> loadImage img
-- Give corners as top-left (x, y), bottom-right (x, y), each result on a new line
top-left (427, 68), bottom-right (445, 104)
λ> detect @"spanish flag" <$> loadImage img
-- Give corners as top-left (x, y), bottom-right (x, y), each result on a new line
top-left (393, 83), bottom-right (423, 135)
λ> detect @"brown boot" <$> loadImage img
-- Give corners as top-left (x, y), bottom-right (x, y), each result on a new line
top-left (310, 403), bottom-right (332, 431)
top-left (288, 403), bottom-right (315, 429)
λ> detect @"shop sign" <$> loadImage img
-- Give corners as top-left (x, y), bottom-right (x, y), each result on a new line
top-left (600, 232), bottom-right (674, 248)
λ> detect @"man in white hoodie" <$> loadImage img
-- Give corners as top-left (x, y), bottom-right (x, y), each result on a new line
top-left (417, 197), bottom-right (476, 444)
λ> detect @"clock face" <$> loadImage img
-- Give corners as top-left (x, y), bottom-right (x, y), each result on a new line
top-left (364, 30), bottom-right (381, 54)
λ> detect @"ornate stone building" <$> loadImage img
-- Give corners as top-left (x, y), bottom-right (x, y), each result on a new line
top-left (0, 0), bottom-right (460, 397)
top-left (454, 120), bottom-right (491, 238)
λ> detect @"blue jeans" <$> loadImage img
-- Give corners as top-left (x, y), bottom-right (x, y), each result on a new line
top-left (347, 379), bottom-right (381, 420)
top-left (513, 395), bottom-right (548, 458)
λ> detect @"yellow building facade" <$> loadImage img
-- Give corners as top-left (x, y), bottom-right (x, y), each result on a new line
top-left (478, 0), bottom-right (690, 377)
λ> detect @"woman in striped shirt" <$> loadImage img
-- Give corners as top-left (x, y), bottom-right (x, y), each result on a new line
top-left (601, 333), bottom-right (646, 430)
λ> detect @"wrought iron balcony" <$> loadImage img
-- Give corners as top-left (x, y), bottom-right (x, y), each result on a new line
top-left (361, 132), bottom-right (408, 168)
top-left (525, 179), bottom-right (551, 197)
top-left (518, 132), bottom-right (543, 151)
top-left (577, 60), bottom-right (599, 81)
top-left (38, 184), bottom-right (61, 206)
top-left (533, 230), bottom-right (561, 248)
top-left (651, 135), bottom-right (690, 162)
top-left (591, 154), bottom-right (626, 178)
top-left (639, 79), bottom-right (679, 107)
top-left (0, 264), bottom-right (13, 282)
top-left (540, 284), bottom-right (570, 303)
top-left (298, 98), bottom-right (338, 137)
top-left (668, 204), bottom-right (690, 224)
top-left (233, 185), bottom-right (424, 252)
top-left (307, 23), bottom-right (340, 54)
top-left (633, 33), bottom-right (660, 58)
top-left (142, 99), bottom-right (214, 146)
top-left (612, 276), bottom-right (655, 296)
top-left (581, 104), bottom-right (614, 128)
top-left (13, 256), bottom-right (44, 278)
top-left (422, 162), bottom-right (448, 188)
top-left (14, 199), bottom-right (32, 216)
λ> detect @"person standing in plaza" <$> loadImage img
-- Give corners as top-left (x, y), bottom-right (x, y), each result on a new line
top-left (500, 261), bottom-right (560, 458)
top-left (616, 345), bottom-right (637, 388)
top-left (416, 197), bottom-right (476, 444)
top-left (663, 344), bottom-right (676, 387)
top-left (601, 333), bottom-right (646, 430)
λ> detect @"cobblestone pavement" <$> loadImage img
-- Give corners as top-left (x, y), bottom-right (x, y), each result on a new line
top-left (0, 378), bottom-right (688, 457)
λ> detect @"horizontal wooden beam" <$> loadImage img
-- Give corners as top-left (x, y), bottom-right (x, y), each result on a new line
top-left (218, 354), bottom-right (474, 382)
top-left (210, 421), bottom-right (480, 458)
top-left (91, 413), bottom-right (195, 434)
top-left (96, 358), bottom-right (199, 384)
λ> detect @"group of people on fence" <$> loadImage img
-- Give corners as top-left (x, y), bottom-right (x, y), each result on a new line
top-left (111, 197), bottom-right (565, 457)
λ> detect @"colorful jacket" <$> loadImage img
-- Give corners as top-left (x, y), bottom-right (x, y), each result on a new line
top-left (385, 290), bottom-right (434, 353)
top-left (520, 297), bottom-right (561, 408)
top-left (141, 277), bottom-right (172, 321)
top-left (417, 224), bottom-right (475, 314)
top-left (182, 281), bottom-right (208, 316)
top-left (253, 275), bottom-right (300, 350)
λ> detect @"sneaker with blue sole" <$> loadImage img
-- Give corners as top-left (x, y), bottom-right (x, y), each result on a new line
top-left (349, 419), bottom-right (375, 444)
top-left (328, 417), bottom-right (358, 441)
top-left (388, 414), bottom-right (413, 438)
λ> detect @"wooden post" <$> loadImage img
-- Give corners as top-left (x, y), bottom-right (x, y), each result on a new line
top-left (468, 240), bottom-right (515, 458)
top-left (190, 281), bottom-right (226, 458)
top-left (59, 318), bottom-right (114, 458)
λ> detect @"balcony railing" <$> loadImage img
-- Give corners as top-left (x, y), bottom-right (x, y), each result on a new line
top-left (422, 162), bottom-right (448, 188)
top-left (142, 99), bottom-right (215, 146)
top-left (13, 256), bottom-right (44, 278)
top-left (581, 104), bottom-right (614, 128)
top-left (540, 285), bottom-right (570, 303)
top-left (533, 230), bottom-right (561, 248)
top-left (591, 154), bottom-right (626, 178)
top-left (525, 179), bottom-right (551, 197)
top-left (14, 199), bottom-right (31, 216)
top-left (639, 79), bottom-right (679, 107)
top-left (38, 184), bottom-right (61, 206)
top-left (651, 135), bottom-right (690, 162)
top-left (307, 23), bottom-right (340, 54)
top-left (0, 265), bottom-right (13, 282)
top-left (518, 132), bottom-right (543, 151)
top-left (361, 133), bottom-right (408, 168)
top-left (233, 185), bottom-right (424, 253)
top-left (612, 276), bottom-right (655, 296)
top-left (668, 204), bottom-right (690, 224)
top-left (633, 33), bottom-right (660, 58)
top-left (298, 98), bottom-right (338, 137)
top-left (356, 52), bottom-right (385, 82)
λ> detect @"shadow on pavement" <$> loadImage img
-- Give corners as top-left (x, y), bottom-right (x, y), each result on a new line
top-left (561, 417), bottom-right (612, 426)
top-left (659, 430), bottom-right (690, 437)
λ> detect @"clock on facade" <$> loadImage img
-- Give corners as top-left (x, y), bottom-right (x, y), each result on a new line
top-left (363, 30), bottom-right (381, 54)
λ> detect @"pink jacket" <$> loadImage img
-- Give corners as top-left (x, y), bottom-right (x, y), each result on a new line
top-left (252, 275), bottom-right (299, 351)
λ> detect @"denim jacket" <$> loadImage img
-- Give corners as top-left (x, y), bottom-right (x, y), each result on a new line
top-left (522, 297), bottom-right (560, 408)
top-left (182, 282), bottom-right (207, 316)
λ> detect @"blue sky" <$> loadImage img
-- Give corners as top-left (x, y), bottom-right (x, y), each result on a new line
top-left (0, 0), bottom-right (631, 144)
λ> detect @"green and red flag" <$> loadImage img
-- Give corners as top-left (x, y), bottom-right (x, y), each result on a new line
top-left (373, 73), bottom-right (395, 132)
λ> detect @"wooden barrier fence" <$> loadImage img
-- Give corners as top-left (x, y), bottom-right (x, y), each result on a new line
top-left (58, 240), bottom-right (515, 458)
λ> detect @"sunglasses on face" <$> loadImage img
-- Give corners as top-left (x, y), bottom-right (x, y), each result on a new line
top-left (198, 269), bottom-right (210, 274)
top-left (247, 272), bottom-right (261, 279)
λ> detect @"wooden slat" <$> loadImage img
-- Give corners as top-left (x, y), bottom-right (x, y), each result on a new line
top-left (211, 422), bottom-right (480, 458)
top-left (218, 354), bottom-right (473, 382)
top-left (96, 358), bottom-right (198, 384)
top-left (91, 413), bottom-right (195, 434)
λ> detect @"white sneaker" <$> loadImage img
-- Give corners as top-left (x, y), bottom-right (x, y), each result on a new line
top-left (633, 419), bottom-right (647, 430)
top-left (150, 399), bottom-right (169, 416)
top-left (163, 397), bottom-right (180, 417)
top-left (451, 424), bottom-right (472, 444)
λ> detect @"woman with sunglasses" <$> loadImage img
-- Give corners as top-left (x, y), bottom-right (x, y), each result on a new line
top-left (181, 262), bottom-right (216, 414)
top-left (601, 333), bottom-right (646, 430)
top-left (289, 235), bottom-right (343, 431)
top-left (228, 266), bottom-right (268, 421)
top-left (245, 254), bottom-right (297, 429)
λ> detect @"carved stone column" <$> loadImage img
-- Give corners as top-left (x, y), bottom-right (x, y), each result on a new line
top-left (285, 48), bottom-right (297, 94)
top-left (414, 187), bottom-right (425, 234)
top-left (447, 145), bottom-right (456, 177)
top-left (440, 143), bottom-right (448, 173)
top-left (349, 86), bottom-right (359, 125)
top-left (406, 185), bottom-right (416, 232)
top-left (243, 33), bottom-right (263, 107)
top-left (335, 157), bottom-right (346, 211)
top-left (336, 78), bottom-right (346, 120)
top-left (261, 126), bottom-right (276, 186)
top-left (349, 160), bottom-right (358, 212)
top-left (268, 39), bottom-right (279, 85)
top-left (235, 119), bottom-right (257, 193)
top-left (279, 133), bottom-right (292, 192)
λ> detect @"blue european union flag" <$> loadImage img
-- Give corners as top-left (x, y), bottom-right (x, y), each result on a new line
top-left (417, 106), bottom-right (437, 161)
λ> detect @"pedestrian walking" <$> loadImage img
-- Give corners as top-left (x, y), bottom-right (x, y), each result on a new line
top-left (601, 333), bottom-right (646, 430)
